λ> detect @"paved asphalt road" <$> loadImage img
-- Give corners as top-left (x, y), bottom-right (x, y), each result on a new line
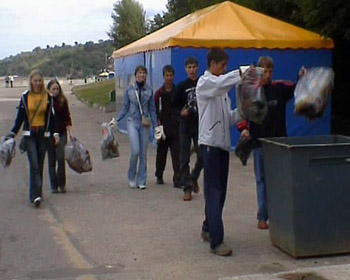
top-left (0, 82), bottom-right (349, 280)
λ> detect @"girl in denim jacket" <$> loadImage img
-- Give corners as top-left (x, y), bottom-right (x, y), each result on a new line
top-left (111, 66), bottom-right (157, 189)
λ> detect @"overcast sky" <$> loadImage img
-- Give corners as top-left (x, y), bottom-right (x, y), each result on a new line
top-left (0, 0), bottom-right (167, 59)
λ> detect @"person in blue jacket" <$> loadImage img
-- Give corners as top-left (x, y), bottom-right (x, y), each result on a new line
top-left (110, 66), bottom-right (157, 189)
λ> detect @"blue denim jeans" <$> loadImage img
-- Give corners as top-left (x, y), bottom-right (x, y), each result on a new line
top-left (253, 148), bottom-right (268, 221)
top-left (47, 132), bottom-right (67, 190)
top-left (127, 119), bottom-right (150, 186)
top-left (25, 130), bottom-right (48, 202)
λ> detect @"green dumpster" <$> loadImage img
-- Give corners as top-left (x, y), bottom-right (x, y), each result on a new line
top-left (261, 135), bottom-right (350, 257)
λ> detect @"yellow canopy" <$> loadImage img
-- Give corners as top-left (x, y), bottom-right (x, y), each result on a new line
top-left (112, 1), bottom-right (334, 58)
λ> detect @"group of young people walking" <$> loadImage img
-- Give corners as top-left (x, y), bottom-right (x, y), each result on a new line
top-left (112, 48), bottom-right (304, 256)
top-left (6, 47), bottom-right (303, 257)
top-left (111, 58), bottom-right (203, 202)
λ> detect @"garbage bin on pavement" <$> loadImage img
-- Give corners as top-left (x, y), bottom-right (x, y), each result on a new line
top-left (109, 90), bottom-right (116, 102)
top-left (261, 135), bottom-right (350, 258)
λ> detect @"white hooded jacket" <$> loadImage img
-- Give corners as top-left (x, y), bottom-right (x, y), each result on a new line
top-left (196, 70), bottom-right (243, 151)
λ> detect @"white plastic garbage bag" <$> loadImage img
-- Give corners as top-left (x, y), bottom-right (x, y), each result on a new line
top-left (154, 125), bottom-right (166, 141)
top-left (236, 66), bottom-right (267, 124)
top-left (101, 122), bottom-right (119, 160)
top-left (294, 67), bottom-right (334, 119)
top-left (65, 136), bottom-right (92, 173)
top-left (0, 137), bottom-right (16, 168)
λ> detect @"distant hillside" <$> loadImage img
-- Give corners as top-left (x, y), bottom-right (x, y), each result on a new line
top-left (0, 40), bottom-right (115, 78)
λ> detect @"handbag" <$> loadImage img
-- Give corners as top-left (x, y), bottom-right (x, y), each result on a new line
top-left (135, 89), bottom-right (152, 128)
top-left (19, 95), bottom-right (44, 153)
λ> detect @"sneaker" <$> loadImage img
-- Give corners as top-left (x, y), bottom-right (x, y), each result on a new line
top-left (257, 221), bottom-right (269, 230)
top-left (33, 197), bottom-right (42, 208)
top-left (211, 243), bottom-right (232, 256)
top-left (129, 181), bottom-right (136, 188)
top-left (51, 189), bottom-right (59, 194)
top-left (183, 192), bottom-right (192, 201)
top-left (156, 177), bottom-right (164, 185)
top-left (191, 180), bottom-right (199, 194)
top-left (59, 186), bottom-right (67, 193)
top-left (138, 185), bottom-right (146, 190)
top-left (201, 230), bottom-right (210, 242)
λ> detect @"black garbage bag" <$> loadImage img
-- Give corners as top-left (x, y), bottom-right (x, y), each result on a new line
top-left (0, 137), bottom-right (16, 168)
top-left (65, 136), bottom-right (92, 174)
top-left (101, 123), bottom-right (119, 160)
top-left (235, 136), bottom-right (253, 166)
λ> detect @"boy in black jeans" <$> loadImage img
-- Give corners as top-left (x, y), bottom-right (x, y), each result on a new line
top-left (173, 57), bottom-right (203, 201)
top-left (154, 65), bottom-right (181, 188)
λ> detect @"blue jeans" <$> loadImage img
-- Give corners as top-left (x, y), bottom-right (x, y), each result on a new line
top-left (25, 130), bottom-right (48, 202)
top-left (47, 132), bottom-right (67, 190)
top-left (201, 145), bottom-right (229, 249)
top-left (127, 119), bottom-right (150, 186)
top-left (253, 148), bottom-right (268, 221)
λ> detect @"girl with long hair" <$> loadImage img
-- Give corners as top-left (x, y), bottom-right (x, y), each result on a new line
top-left (6, 70), bottom-right (59, 207)
top-left (46, 79), bottom-right (72, 193)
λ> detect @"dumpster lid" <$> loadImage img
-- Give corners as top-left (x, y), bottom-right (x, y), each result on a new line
top-left (259, 135), bottom-right (350, 149)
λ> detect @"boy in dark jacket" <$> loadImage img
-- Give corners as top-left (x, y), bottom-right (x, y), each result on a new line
top-left (173, 57), bottom-right (203, 201)
top-left (238, 56), bottom-right (303, 230)
top-left (154, 65), bottom-right (181, 188)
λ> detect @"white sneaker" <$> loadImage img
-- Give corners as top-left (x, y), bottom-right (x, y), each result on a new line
top-left (129, 181), bottom-right (136, 188)
top-left (138, 185), bottom-right (146, 190)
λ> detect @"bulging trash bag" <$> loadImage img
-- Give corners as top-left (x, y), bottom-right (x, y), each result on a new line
top-left (101, 122), bottom-right (119, 160)
top-left (235, 136), bottom-right (253, 166)
top-left (65, 136), bottom-right (92, 173)
top-left (294, 67), bottom-right (334, 119)
top-left (236, 66), bottom-right (267, 124)
top-left (0, 137), bottom-right (16, 168)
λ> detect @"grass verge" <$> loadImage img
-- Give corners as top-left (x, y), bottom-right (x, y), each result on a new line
top-left (73, 79), bottom-right (115, 107)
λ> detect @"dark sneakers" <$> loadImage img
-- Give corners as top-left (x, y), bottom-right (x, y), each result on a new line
top-left (51, 189), bottom-right (59, 194)
top-left (156, 177), bottom-right (164, 185)
top-left (33, 197), bottom-right (42, 208)
top-left (59, 186), bottom-right (67, 193)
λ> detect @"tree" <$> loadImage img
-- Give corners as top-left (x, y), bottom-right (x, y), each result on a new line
top-left (108, 0), bottom-right (147, 48)
top-left (287, 0), bottom-right (350, 42)
top-left (33, 46), bottom-right (41, 52)
top-left (148, 13), bottom-right (167, 33)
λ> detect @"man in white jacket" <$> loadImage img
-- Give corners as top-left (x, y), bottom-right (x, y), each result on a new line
top-left (196, 48), bottom-right (243, 256)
